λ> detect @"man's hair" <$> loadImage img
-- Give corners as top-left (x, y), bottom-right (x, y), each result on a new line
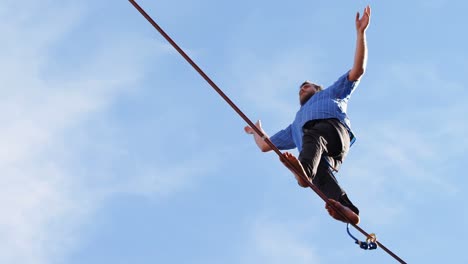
top-left (300, 80), bottom-right (323, 92)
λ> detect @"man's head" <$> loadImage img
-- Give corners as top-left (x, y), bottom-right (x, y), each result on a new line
top-left (299, 81), bottom-right (323, 105)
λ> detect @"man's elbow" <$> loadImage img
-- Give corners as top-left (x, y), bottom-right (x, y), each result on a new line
top-left (348, 68), bottom-right (365, 81)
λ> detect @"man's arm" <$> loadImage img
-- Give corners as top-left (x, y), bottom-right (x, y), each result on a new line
top-left (244, 120), bottom-right (272, 152)
top-left (348, 5), bottom-right (371, 81)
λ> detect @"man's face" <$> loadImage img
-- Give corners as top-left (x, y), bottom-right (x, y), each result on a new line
top-left (299, 83), bottom-right (317, 105)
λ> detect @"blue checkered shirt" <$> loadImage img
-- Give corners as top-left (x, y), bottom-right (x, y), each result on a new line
top-left (270, 71), bottom-right (359, 152)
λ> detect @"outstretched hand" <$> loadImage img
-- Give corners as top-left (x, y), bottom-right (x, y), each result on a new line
top-left (244, 120), bottom-right (262, 135)
top-left (355, 5), bottom-right (371, 34)
top-left (244, 119), bottom-right (272, 152)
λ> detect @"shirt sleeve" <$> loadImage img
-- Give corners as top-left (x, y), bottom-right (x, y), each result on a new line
top-left (270, 125), bottom-right (296, 150)
top-left (328, 71), bottom-right (360, 100)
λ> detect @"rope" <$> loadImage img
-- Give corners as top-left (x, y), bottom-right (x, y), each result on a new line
top-left (128, 1), bottom-right (406, 263)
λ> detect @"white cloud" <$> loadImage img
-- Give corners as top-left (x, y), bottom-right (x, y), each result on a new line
top-left (240, 216), bottom-right (321, 264)
top-left (96, 149), bottom-right (225, 200)
top-left (0, 1), bottom-right (203, 263)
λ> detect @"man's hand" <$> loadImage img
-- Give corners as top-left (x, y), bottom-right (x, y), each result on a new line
top-left (355, 5), bottom-right (371, 34)
top-left (244, 120), bottom-right (272, 152)
top-left (244, 120), bottom-right (262, 135)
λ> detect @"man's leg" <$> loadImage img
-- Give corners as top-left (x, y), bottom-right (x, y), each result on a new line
top-left (281, 152), bottom-right (360, 224)
top-left (315, 157), bottom-right (360, 224)
top-left (290, 119), bottom-right (359, 223)
top-left (298, 120), bottom-right (344, 190)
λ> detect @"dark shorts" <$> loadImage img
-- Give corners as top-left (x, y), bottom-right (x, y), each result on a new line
top-left (298, 118), bottom-right (359, 215)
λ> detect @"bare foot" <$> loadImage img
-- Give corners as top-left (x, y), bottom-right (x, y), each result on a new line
top-left (280, 152), bottom-right (310, 187)
top-left (325, 199), bottom-right (360, 225)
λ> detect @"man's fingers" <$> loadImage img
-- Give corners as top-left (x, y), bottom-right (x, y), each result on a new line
top-left (365, 5), bottom-right (371, 18)
top-left (245, 120), bottom-right (262, 135)
top-left (356, 6), bottom-right (371, 24)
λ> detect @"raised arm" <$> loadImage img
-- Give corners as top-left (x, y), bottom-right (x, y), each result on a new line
top-left (348, 5), bottom-right (371, 81)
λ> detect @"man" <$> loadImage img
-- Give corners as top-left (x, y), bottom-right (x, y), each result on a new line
top-left (244, 6), bottom-right (371, 225)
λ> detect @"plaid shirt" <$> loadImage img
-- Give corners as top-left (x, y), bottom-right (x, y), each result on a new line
top-left (270, 71), bottom-right (359, 152)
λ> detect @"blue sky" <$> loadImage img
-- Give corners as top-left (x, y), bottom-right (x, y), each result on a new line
top-left (1, 0), bottom-right (467, 263)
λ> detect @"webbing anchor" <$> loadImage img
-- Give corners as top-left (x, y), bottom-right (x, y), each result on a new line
top-left (347, 224), bottom-right (378, 250)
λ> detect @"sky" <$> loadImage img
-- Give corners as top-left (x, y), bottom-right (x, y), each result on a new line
top-left (1, 0), bottom-right (467, 263)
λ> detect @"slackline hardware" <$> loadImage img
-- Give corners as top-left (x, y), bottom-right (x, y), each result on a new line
top-left (128, 1), bottom-right (406, 263)
top-left (347, 224), bottom-right (378, 250)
